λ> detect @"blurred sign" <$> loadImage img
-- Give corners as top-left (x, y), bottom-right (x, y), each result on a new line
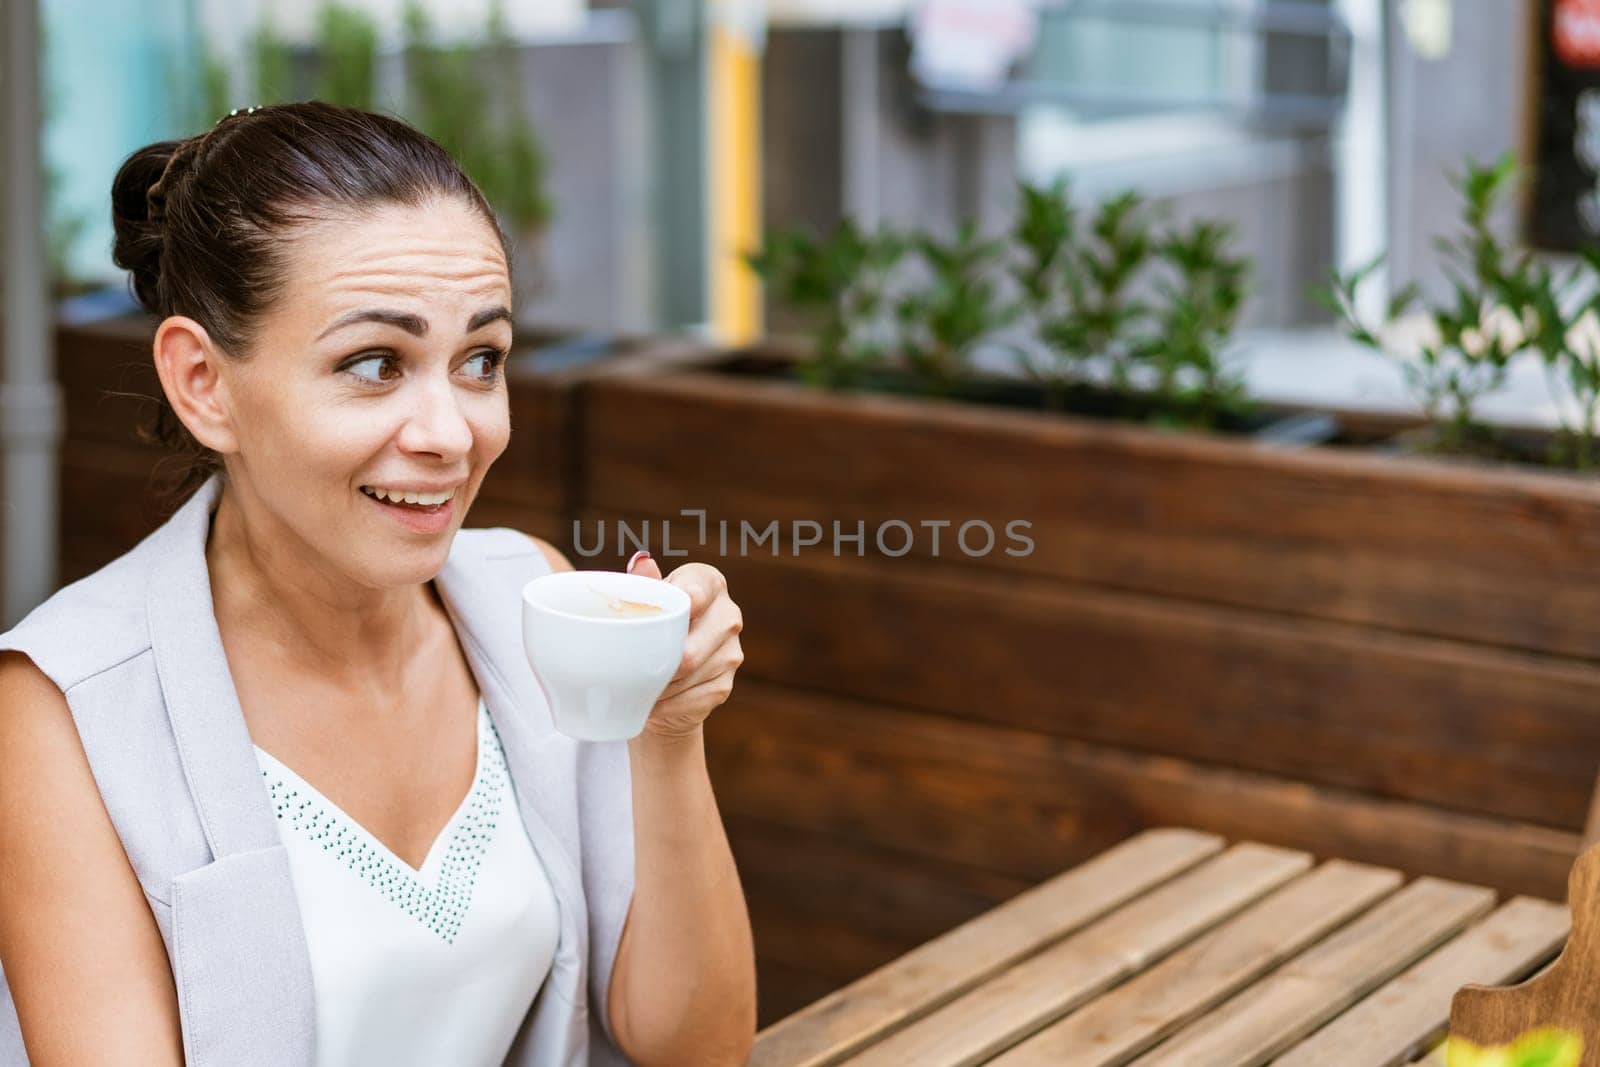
top-left (909, 0), bottom-right (1039, 92)
top-left (1556, 0), bottom-right (1600, 66)
top-left (1531, 0), bottom-right (1600, 248)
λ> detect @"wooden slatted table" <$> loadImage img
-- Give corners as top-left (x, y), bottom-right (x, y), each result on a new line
top-left (750, 829), bottom-right (1571, 1067)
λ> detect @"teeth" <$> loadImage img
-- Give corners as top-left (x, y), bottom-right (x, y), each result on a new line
top-left (361, 486), bottom-right (455, 506)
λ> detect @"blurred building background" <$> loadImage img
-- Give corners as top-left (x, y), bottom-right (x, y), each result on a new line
top-left (23, 0), bottom-right (1523, 338)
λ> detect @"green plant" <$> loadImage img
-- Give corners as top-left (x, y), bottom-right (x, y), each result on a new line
top-left (1066, 190), bottom-right (1158, 392)
top-left (403, 0), bottom-right (552, 235)
top-left (1145, 217), bottom-right (1252, 429)
top-left (201, 45), bottom-right (233, 127)
top-left (1011, 182), bottom-right (1158, 405)
top-left (1496, 256), bottom-right (1600, 469)
top-left (1326, 155), bottom-right (1526, 455)
top-left (895, 222), bottom-right (1016, 397)
top-left (746, 219), bottom-right (907, 390)
top-left (253, 17), bottom-right (297, 105)
top-left (1434, 1026), bottom-right (1582, 1067)
top-left (185, 2), bottom-right (553, 239)
top-left (753, 186), bottom-right (1249, 421)
top-left (316, 2), bottom-right (379, 110)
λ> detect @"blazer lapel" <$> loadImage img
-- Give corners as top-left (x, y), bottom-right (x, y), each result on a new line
top-left (145, 472), bottom-right (315, 1065)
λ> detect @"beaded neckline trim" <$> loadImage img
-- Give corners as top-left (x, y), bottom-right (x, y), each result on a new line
top-left (255, 700), bottom-right (506, 944)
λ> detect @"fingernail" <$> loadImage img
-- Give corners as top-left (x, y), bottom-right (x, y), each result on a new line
top-left (626, 550), bottom-right (651, 572)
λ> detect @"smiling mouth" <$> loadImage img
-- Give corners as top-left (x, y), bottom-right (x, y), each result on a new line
top-left (359, 485), bottom-right (457, 512)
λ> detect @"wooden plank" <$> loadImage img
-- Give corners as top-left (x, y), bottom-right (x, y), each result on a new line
top-left (747, 828), bottom-right (1224, 1067)
top-left (727, 816), bottom-right (1032, 1000)
top-left (1132, 877), bottom-right (1496, 1066)
top-left (60, 440), bottom-right (179, 553)
top-left (1450, 843), bottom-right (1600, 1053)
top-left (1277, 897), bottom-right (1570, 1067)
top-left (838, 843), bottom-right (1310, 1067)
top-left (580, 362), bottom-right (1600, 661)
top-left (587, 520), bottom-right (1600, 830)
top-left (55, 315), bottom-right (160, 448)
top-left (705, 678), bottom-right (1581, 900)
top-left (988, 860), bottom-right (1403, 1066)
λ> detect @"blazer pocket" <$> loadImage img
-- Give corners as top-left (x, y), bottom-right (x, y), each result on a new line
top-left (170, 845), bottom-right (315, 1067)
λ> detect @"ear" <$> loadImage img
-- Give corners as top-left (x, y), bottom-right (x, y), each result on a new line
top-left (151, 316), bottom-right (240, 454)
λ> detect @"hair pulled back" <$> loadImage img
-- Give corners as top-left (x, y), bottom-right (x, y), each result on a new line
top-left (110, 100), bottom-right (510, 505)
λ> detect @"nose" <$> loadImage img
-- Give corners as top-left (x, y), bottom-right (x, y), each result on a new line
top-left (395, 370), bottom-right (473, 460)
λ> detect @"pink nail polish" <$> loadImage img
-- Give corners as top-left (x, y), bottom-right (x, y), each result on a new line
top-left (626, 550), bottom-right (651, 572)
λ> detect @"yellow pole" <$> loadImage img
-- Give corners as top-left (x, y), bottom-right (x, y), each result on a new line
top-left (709, 0), bottom-right (764, 344)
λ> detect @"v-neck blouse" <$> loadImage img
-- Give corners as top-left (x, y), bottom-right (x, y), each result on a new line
top-left (252, 697), bottom-right (560, 1066)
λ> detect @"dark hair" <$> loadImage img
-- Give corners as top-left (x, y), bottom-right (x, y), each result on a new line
top-left (110, 100), bottom-right (511, 506)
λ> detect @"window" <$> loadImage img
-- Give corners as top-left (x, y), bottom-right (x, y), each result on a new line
top-left (1015, 0), bottom-right (1342, 195)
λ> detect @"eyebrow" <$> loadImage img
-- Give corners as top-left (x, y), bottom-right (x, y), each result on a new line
top-left (315, 305), bottom-right (513, 341)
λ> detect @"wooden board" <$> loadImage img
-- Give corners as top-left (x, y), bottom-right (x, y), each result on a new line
top-left (1132, 877), bottom-right (1495, 1065)
top-left (1278, 896), bottom-right (1571, 1066)
top-left (581, 361), bottom-right (1600, 661)
top-left (747, 828), bottom-right (1223, 1067)
top-left (705, 679), bottom-right (1579, 900)
top-left (617, 525), bottom-right (1600, 830)
top-left (729, 816), bottom-right (1033, 1005)
top-left (55, 316), bottom-right (161, 449)
top-left (986, 861), bottom-right (1403, 1065)
top-left (838, 844), bottom-right (1309, 1067)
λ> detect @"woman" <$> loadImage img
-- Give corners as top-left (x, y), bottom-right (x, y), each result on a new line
top-left (0, 101), bottom-right (755, 1066)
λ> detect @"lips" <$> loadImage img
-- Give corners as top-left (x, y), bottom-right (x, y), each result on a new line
top-left (359, 484), bottom-right (457, 533)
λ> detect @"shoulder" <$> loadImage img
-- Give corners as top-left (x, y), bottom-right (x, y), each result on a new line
top-left (0, 544), bottom-right (157, 694)
top-left (526, 534), bottom-right (575, 573)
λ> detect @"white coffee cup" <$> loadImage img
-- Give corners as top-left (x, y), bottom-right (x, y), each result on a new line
top-left (521, 570), bottom-right (691, 741)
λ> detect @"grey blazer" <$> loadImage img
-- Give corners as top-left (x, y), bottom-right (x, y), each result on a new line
top-left (0, 472), bottom-right (636, 1065)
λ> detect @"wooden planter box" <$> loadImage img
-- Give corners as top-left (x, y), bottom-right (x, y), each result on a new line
top-left (574, 344), bottom-right (1600, 1023)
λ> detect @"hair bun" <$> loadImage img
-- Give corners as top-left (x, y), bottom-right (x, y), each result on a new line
top-left (110, 139), bottom-right (191, 314)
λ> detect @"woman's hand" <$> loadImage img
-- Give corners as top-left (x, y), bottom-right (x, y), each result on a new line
top-left (626, 550), bottom-right (743, 741)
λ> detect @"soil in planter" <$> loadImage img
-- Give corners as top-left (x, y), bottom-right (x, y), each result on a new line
top-left (1368, 422), bottom-right (1600, 477)
top-left (712, 351), bottom-right (1340, 444)
top-left (713, 350), bottom-right (1600, 474)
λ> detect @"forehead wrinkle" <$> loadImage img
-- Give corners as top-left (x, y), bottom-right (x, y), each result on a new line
top-left (322, 264), bottom-right (506, 287)
top-left (303, 259), bottom-right (509, 302)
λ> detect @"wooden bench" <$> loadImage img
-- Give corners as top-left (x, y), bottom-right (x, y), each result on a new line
top-left (749, 827), bottom-right (1575, 1066)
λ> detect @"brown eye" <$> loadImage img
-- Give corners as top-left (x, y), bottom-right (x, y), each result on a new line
top-left (465, 348), bottom-right (507, 381)
top-left (345, 352), bottom-right (400, 384)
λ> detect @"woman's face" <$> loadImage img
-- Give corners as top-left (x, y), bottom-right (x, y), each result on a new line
top-left (216, 195), bottom-right (514, 588)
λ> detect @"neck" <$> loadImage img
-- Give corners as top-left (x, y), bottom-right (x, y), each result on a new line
top-left (205, 481), bottom-right (444, 692)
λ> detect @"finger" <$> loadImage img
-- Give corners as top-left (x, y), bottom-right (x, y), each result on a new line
top-left (651, 669), bottom-right (738, 724)
top-left (626, 550), bottom-right (663, 580)
top-left (659, 633), bottom-right (743, 701)
top-left (671, 595), bottom-right (741, 678)
top-left (667, 563), bottom-right (726, 618)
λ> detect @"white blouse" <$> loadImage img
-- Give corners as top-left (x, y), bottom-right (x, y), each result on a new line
top-left (253, 696), bottom-right (560, 1066)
